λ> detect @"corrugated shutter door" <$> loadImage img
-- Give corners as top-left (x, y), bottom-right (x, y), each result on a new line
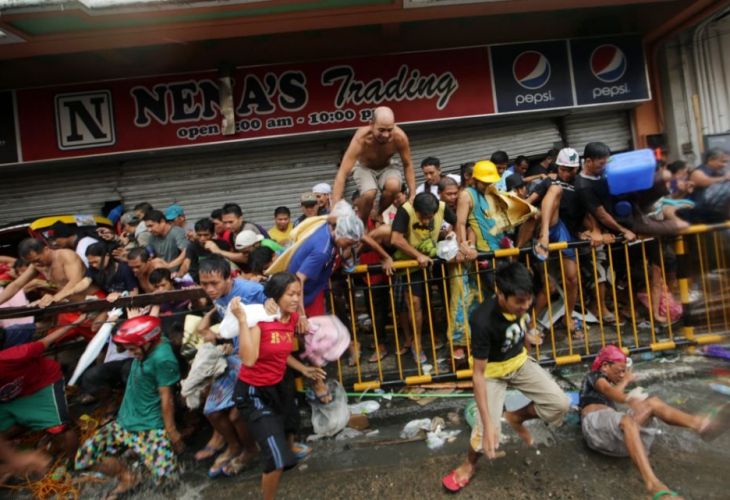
top-left (116, 140), bottom-right (346, 227)
top-left (0, 164), bottom-right (122, 225)
top-left (563, 111), bottom-right (632, 153)
top-left (406, 118), bottom-right (562, 179)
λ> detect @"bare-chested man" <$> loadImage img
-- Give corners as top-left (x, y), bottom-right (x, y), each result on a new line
top-left (126, 247), bottom-right (160, 293)
top-left (332, 106), bottom-right (416, 223)
top-left (0, 238), bottom-right (104, 341)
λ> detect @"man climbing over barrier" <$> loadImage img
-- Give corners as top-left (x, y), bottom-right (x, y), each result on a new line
top-left (332, 106), bottom-right (416, 224)
top-left (0, 238), bottom-right (105, 341)
top-left (442, 262), bottom-right (570, 492)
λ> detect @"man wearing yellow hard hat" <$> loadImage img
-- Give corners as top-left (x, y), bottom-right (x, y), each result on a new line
top-left (455, 160), bottom-right (505, 259)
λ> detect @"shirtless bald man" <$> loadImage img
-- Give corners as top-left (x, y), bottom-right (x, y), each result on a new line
top-left (332, 106), bottom-right (416, 223)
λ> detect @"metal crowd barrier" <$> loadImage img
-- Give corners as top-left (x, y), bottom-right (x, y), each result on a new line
top-left (325, 222), bottom-right (730, 392)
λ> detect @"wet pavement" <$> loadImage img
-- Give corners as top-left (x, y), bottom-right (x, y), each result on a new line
top-left (49, 354), bottom-right (730, 500)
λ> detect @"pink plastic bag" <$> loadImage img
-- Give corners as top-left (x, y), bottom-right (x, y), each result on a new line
top-left (301, 315), bottom-right (351, 366)
top-left (637, 290), bottom-right (683, 321)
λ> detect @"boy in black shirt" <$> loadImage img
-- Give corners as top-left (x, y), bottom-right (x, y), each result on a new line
top-left (442, 263), bottom-right (570, 492)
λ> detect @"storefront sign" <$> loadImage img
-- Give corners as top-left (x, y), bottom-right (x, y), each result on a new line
top-left (4, 34), bottom-right (649, 165)
top-left (490, 40), bottom-right (574, 113)
top-left (570, 35), bottom-right (650, 106)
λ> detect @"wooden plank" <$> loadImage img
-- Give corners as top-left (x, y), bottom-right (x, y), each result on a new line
top-left (0, 289), bottom-right (208, 320)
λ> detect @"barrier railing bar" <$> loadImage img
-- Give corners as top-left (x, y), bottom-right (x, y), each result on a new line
top-left (405, 267), bottom-right (422, 377)
top-left (606, 242), bottom-right (623, 349)
top-left (624, 243), bottom-right (640, 348)
top-left (422, 267), bottom-right (439, 376)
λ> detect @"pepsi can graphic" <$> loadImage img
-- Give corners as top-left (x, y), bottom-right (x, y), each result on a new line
top-left (570, 35), bottom-right (650, 106)
top-left (490, 40), bottom-right (574, 113)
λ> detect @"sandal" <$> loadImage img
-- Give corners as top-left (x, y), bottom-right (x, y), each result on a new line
top-left (532, 238), bottom-right (549, 262)
top-left (562, 317), bottom-right (585, 340)
top-left (398, 344), bottom-right (411, 356)
top-left (601, 313), bottom-right (626, 326)
top-left (292, 442), bottom-right (311, 459)
top-left (652, 491), bottom-right (679, 499)
top-left (368, 350), bottom-right (388, 363)
top-left (348, 351), bottom-right (361, 367)
top-left (411, 346), bottom-right (427, 365)
top-left (442, 470), bottom-right (470, 492)
top-left (222, 452), bottom-right (257, 477)
top-left (207, 454), bottom-right (231, 479)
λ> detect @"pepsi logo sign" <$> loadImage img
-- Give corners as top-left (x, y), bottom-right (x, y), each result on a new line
top-left (590, 45), bottom-right (627, 83)
top-left (513, 51), bottom-right (551, 90)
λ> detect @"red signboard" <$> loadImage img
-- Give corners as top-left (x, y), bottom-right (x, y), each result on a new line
top-left (14, 47), bottom-right (494, 163)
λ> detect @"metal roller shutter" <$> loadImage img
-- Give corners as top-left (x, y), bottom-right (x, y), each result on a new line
top-left (406, 117), bottom-right (562, 181)
top-left (116, 140), bottom-right (346, 227)
top-left (0, 164), bottom-right (122, 225)
top-left (562, 111), bottom-right (633, 153)
top-left (0, 117), bottom-right (562, 227)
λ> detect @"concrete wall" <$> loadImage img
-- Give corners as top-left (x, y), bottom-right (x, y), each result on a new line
top-left (661, 9), bottom-right (730, 164)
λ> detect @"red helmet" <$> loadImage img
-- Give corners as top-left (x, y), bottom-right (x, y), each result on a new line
top-left (113, 316), bottom-right (162, 347)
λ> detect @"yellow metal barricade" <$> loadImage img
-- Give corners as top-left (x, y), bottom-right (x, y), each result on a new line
top-left (325, 222), bottom-right (730, 392)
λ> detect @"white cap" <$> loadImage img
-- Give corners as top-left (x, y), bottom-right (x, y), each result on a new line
top-left (312, 183), bottom-right (332, 195)
top-left (556, 148), bottom-right (580, 168)
top-left (235, 230), bottom-right (264, 250)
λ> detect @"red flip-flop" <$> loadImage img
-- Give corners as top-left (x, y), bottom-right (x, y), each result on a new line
top-left (442, 470), bottom-right (470, 492)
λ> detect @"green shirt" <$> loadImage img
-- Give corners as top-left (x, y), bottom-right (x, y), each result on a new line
top-left (117, 338), bottom-right (180, 432)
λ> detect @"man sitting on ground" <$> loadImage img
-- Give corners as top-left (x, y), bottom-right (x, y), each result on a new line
top-left (579, 345), bottom-right (729, 500)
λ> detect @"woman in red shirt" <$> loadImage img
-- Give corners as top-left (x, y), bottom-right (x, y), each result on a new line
top-left (231, 272), bottom-right (324, 500)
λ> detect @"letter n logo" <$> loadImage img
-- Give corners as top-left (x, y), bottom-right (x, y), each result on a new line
top-left (55, 91), bottom-right (116, 150)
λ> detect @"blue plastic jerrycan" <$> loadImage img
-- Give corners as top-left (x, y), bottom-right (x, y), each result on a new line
top-left (606, 149), bottom-right (656, 195)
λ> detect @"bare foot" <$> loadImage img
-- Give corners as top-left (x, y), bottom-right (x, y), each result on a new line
top-left (453, 462), bottom-right (475, 483)
top-left (504, 411), bottom-right (534, 447)
top-left (699, 404), bottom-right (730, 443)
top-left (647, 482), bottom-right (684, 500)
top-left (311, 378), bottom-right (332, 404)
top-left (105, 471), bottom-right (140, 500)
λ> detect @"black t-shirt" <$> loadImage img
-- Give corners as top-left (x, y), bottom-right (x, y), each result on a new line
top-left (526, 163), bottom-right (548, 179)
top-left (86, 261), bottom-right (139, 294)
top-left (579, 371), bottom-right (616, 410)
top-left (392, 205), bottom-right (457, 235)
top-left (532, 177), bottom-right (584, 235)
top-left (576, 173), bottom-right (614, 218)
top-left (186, 239), bottom-right (231, 282)
top-left (470, 294), bottom-right (528, 363)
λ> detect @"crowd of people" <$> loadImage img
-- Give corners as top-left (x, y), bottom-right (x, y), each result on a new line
top-left (0, 106), bottom-right (729, 500)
